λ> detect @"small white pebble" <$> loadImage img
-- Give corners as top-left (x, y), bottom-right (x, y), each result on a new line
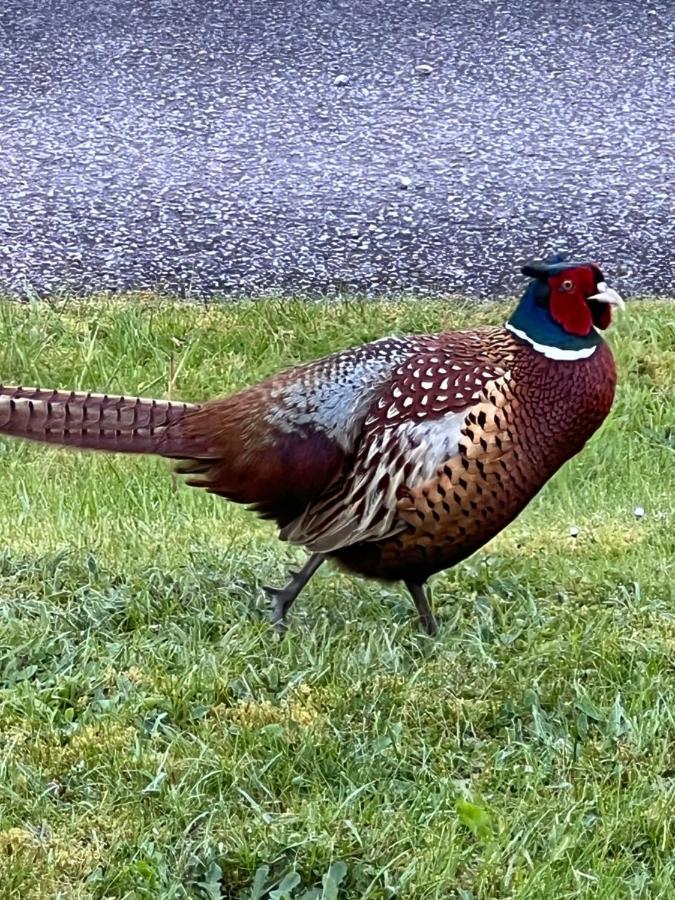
top-left (569, 526), bottom-right (580, 538)
top-left (634, 506), bottom-right (645, 518)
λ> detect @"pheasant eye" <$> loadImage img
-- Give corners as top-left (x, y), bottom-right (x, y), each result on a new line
top-left (561, 279), bottom-right (574, 291)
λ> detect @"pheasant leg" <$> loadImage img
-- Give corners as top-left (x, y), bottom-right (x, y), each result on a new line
top-left (264, 553), bottom-right (326, 634)
top-left (405, 581), bottom-right (439, 635)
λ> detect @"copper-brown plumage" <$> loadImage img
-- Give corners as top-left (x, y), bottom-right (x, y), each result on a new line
top-left (335, 336), bottom-right (616, 586)
top-left (0, 258), bottom-right (623, 634)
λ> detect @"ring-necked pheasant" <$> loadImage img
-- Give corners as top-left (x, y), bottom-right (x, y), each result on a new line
top-left (0, 255), bottom-right (623, 634)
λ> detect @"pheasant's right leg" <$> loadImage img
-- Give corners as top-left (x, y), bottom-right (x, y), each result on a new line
top-left (405, 581), bottom-right (439, 635)
top-left (264, 553), bottom-right (326, 634)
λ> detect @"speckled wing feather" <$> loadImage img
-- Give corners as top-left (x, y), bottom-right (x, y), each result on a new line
top-left (280, 332), bottom-right (512, 552)
top-left (170, 335), bottom-right (424, 523)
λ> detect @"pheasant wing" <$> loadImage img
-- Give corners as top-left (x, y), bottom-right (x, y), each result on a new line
top-left (168, 335), bottom-right (421, 525)
top-left (280, 335), bottom-right (512, 551)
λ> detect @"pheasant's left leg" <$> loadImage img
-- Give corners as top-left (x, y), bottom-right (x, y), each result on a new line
top-left (264, 553), bottom-right (326, 634)
top-left (405, 581), bottom-right (439, 635)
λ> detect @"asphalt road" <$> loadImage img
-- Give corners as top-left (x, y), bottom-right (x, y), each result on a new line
top-left (0, 0), bottom-right (673, 299)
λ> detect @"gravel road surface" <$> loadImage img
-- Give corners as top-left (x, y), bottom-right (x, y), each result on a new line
top-left (0, 0), bottom-right (673, 298)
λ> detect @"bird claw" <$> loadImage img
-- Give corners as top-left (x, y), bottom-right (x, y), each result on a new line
top-left (260, 556), bottom-right (325, 637)
top-left (263, 584), bottom-right (295, 635)
top-left (421, 613), bottom-right (439, 636)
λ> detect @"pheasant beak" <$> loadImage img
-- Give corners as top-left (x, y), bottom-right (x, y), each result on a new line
top-left (589, 282), bottom-right (625, 310)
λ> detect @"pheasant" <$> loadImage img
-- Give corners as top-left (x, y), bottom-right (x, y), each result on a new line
top-left (0, 256), bottom-right (623, 635)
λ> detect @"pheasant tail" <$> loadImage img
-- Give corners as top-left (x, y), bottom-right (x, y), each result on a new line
top-left (0, 385), bottom-right (202, 457)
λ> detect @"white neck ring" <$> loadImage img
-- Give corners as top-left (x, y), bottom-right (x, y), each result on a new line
top-left (505, 323), bottom-right (598, 361)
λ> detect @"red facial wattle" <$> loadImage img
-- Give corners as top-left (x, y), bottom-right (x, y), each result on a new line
top-left (549, 289), bottom-right (594, 336)
top-left (589, 300), bottom-right (612, 330)
top-left (547, 267), bottom-right (613, 336)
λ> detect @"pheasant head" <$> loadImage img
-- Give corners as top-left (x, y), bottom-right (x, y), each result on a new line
top-left (506, 254), bottom-right (624, 359)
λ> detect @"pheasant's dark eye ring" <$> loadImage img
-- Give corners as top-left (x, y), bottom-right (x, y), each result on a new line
top-left (561, 279), bottom-right (574, 291)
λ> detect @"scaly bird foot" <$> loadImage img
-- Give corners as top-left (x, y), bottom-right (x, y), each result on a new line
top-left (262, 555), bottom-right (326, 637)
top-left (405, 580), bottom-right (439, 637)
top-left (420, 611), bottom-right (439, 636)
top-left (263, 584), bottom-right (297, 637)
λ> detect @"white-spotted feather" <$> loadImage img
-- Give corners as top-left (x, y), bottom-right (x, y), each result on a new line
top-left (280, 354), bottom-right (509, 553)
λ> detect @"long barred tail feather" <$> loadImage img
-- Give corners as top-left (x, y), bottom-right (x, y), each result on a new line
top-left (0, 385), bottom-right (202, 457)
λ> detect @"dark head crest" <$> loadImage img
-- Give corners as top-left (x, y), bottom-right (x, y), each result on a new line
top-left (521, 253), bottom-right (604, 282)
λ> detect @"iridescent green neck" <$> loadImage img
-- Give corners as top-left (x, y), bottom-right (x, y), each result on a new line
top-left (506, 281), bottom-right (601, 359)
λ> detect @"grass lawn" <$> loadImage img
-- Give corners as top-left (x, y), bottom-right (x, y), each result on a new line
top-left (0, 295), bottom-right (674, 899)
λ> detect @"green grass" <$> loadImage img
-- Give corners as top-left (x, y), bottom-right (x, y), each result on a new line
top-left (0, 295), bottom-right (674, 899)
